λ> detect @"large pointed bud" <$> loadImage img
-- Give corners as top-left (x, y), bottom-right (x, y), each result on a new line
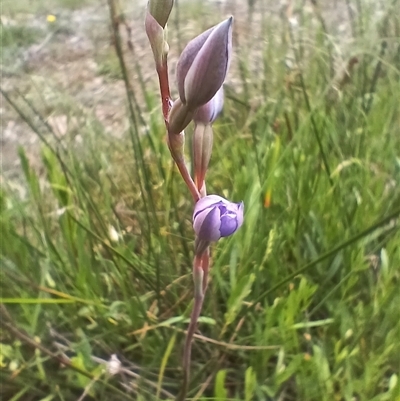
top-left (176, 17), bottom-right (233, 110)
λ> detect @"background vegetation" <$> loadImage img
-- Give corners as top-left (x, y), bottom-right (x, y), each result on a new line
top-left (1, 0), bottom-right (399, 400)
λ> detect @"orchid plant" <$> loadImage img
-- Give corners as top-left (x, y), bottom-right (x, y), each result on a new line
top-left (145, 1), bottom-right (244, 398)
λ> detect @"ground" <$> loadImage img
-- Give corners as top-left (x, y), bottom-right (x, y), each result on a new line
top-left (1, 0), bottom-right (365, 179)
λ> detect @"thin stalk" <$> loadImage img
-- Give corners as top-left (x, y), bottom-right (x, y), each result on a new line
top-left (177, 249), bottom-right (210, 401)
top-left (146, 8), bottom-right (199, 203)
top-left (175, 159), bottom-right (201, 202)
top-left (157, 63), bottom-right (172, 122)
top-left (201, 249), bottom-right (210, 293)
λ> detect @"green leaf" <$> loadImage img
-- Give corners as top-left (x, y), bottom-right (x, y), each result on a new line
top-left (214, 369), bottom-right (228, 400)
top-left (224, 273), bottom-right (255, 328)
top-left (156, 333), bottom-right (176, 399)
top-left (245, 366), bottom-right (256, 401)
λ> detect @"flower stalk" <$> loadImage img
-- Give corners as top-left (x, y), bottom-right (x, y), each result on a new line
top-left (144, 3), bottom-right (243, 398)
top-left (177, 253), bottom-right (207, 401)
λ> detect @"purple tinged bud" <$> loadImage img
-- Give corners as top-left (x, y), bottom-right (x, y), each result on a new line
top-left (176, 27), bottom-right (214, 104)
top-left (176, 17), bottom-right (233, 110)
top-left (193, 195), bottom-right (244, 242)
top-left (168, 98), bottom-right (194, 135)
top-left (193, 123), bottom-right (213, 190)
top-left (167, 130), bottom-right (185, 163)
top-left (194, 87), bottom-right (224, 124)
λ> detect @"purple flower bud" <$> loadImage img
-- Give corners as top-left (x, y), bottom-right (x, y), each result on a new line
top-left (176, 17), bottom-right (233, 110)
top-left (168, 98), bottom-right (194, 135)
top-left (167, 130), bottom-right (185, 163)
top-left (193, 123), bottom-right (213, 191)
top-left (194, 87), bottom-right (224, 124)
top-left (193, 195), bottom-right (244, 242)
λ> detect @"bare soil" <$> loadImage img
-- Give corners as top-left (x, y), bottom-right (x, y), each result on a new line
top-left (1, 0), bottom-right (381, 182)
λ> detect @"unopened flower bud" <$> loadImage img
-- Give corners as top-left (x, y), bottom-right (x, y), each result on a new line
top-left (193, 123), bottom-right (213, 190)
top-left (168, 98), bottom-right (194, 135)
top-left (167, 130), bottom-right (185, 163)
top-left (194, 87), bottom-right (224, 124)
top-left (176, 17), bottom-right (233, 110)
top-left (193, 195), bottom-right (244, 242)
top-left (145, 11), bottom-right (166, 68)
top-left (148, 0), bottom-right (174, 28)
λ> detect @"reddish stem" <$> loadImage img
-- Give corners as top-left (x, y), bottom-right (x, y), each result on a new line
top-left (178, 255), bottom-right (204, 400)
top-left (177, 250), bottom-right (210, 401)
top-left (175, 160), bottom-right (201, 202)
top-left (201, 249), bottom-right (210, 293)
top-left (156, 62), bottom-right (172, 122)
top-left (156, 60), bottom-right (201, 203)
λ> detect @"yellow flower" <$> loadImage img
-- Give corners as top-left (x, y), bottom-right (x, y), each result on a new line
top-left (46, 14), bottom-right (56, 23)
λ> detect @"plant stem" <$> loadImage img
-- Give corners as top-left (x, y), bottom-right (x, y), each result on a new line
top-left (154, 40), bottom-right (200, 202)
top-left (201, 249), bottom-right (210, 293)
top-left (156, 63), bottom-right (172, 122)
top-left (175, 159), bottom-right (201, 202)
top-left (177, 254), bottom-right (207, 401)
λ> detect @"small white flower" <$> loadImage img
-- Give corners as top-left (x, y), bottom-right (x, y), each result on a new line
top-left (288, 17), bottom-right (298, 29)
top-left (107, 354), bottom-right (121, 376)
top-left (108, 225), bottom-right (120, 243)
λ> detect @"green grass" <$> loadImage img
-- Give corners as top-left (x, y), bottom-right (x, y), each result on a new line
top-left (1, 0), bottom-right (400, 400)
top-left (2, 0), bottom-right (94, 13)
top-left (0, 24), bottom-right (44, 48)
top-left (96, 49), bottom-right (123, 80)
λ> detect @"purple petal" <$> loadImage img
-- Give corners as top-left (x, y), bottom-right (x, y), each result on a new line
top-left (235, 202), bottom-right (244, 229)
top-left (168, 98), bottom-right (193, 135)
top-left (193, 207), bottom-right (222, 241)
top-left (219, 201), bottom-right (244, 237)
top-left (194, 87), bottom-right (224, 124)
top-left (193, 194), bottom-right (226, 219)
top-left (192, 195), bottom-right (244, 242)
top-left (219, 211), bottom-right (239, 237)
top-left (184, 17), bottom-right (233, 109)
top-left (176, 26), bottom-right (214, 104)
